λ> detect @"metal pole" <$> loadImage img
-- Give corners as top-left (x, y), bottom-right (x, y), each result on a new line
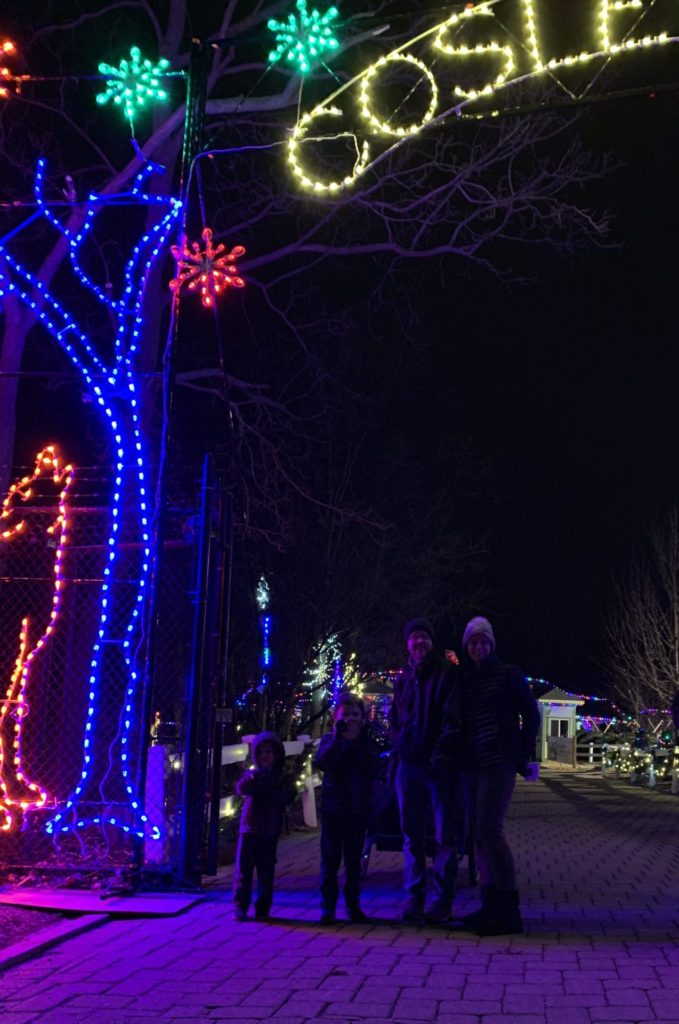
top-left (178, 454), bottom-right (214, 883)
top-left (133, 38), bottom-right (209, 879)
top-left (206, 488), bottom-right (234, 875)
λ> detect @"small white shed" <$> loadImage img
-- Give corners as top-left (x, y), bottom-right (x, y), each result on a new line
top-left (537, 688), bottom-right (585, 766)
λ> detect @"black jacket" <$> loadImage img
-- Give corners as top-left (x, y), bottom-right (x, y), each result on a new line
top-left (389, 651), bottom-right (459, 766)
top-left (315, 726), bottom-right (381, 816)
top-left (458, 654), bottom-right (541, 771)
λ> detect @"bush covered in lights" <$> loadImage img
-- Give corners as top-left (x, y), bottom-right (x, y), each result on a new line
top-left (604, 732), bottom-right (677, 787)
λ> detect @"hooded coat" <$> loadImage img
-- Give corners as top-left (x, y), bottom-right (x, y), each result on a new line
top-left (235, 731), bottom-right (293, 837)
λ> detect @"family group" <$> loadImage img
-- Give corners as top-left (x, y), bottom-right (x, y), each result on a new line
top-left (232, 615), bottom-right (541, 938)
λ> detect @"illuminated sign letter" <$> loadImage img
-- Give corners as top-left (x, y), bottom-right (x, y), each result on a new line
top-left (599, 0), bottom-right (667, 53)
top-left (358, 53), bottom-right (438, 137)
top-left (433, 2), bottom-right (515, 102)
top-left (288, 105), bottom-right (370, 193)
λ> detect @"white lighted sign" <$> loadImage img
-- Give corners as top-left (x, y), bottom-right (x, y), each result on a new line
top-left (289, 0), bottom-right (677, 194)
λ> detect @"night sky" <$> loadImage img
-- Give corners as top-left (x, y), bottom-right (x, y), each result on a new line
top-left (427, 90), bottom-right (679, 691)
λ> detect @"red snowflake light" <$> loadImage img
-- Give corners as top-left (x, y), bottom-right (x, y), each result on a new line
top-left (169, 227), bottom-right (245, 308)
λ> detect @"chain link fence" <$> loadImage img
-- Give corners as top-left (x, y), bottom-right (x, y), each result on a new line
top-left (0, 457), bottom-right (204, 886)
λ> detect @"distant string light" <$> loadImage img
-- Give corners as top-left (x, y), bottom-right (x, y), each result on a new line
top-left (256, 576), bottom-right (272, 695)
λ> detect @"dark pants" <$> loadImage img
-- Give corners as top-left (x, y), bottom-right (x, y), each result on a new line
top-left (461, 767), bottom-right (516, 889)
top-left (233, 833), bottom-right (278, 915)
top-left (394, 761), bottom-right (459, 902)
top-left (320, 811), bottom-right (367, 910)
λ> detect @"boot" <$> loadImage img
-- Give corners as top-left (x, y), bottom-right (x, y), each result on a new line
top-left (473, 889), bottom-right (523, 936)
top-left (320, 904), bottom-right (336, 925)
top-left (424, 898), bottom-right (453, 924)
top-left (460, 884), bottom-right (496, 928)
top-left (400, 895), bottom-right (425, 922)
top-left (346, 904), bottom-right (368, 924)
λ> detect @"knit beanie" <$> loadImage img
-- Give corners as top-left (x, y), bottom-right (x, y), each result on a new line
top-left (403, 617), bottom-right (435, 643)
top-left (462, 616), bottom-right (495, 652)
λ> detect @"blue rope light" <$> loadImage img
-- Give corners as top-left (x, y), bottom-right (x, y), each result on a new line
top-left (0, 160), bottom-right (182, 840)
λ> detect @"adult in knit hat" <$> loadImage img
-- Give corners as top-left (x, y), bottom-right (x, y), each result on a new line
top-left (456, 616), bottom-right (540, 937)
top-left (461, 616), bottom-right (495, 652)
top-left (390, 616), bottom-right (460, 924)
top-left (403, 617), bottom-right (436, 644)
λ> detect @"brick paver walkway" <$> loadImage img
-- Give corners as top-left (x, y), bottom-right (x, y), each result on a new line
top-left (1, 767), bottom-right (679, 1024)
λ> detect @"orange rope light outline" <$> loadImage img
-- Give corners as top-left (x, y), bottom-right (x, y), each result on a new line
top-left (0, 446), bottom-right (74, 832)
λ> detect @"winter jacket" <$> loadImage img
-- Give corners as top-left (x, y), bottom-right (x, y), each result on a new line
top-left (315, 726), bottom-right (382, 817)
top-left (458, 654), bottom-right (540, 771)
top-left (236, 731), bottom-right (295, 837)
top-left (389, 651), bottom-right (460, 767)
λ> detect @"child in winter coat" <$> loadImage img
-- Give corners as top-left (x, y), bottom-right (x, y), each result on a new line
top-left (233, 731), bottom-right (293, 921)
top-left (314, 692), bottom-right (380, 925)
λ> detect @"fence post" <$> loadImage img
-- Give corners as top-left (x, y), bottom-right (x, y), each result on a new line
top-left (177, 455), bottom-right (214, 885)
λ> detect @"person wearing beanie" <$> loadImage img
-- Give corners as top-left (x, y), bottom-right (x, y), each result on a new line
top-left (389, 617), bottom-right (461, 923)
top-left (455, 616), bottom-right (540, 936)
top-left (461, 616), bottom-right (495, 652)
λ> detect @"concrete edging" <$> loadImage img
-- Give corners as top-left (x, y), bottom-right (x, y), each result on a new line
top-left (0, 913), bottom-right (108, 972)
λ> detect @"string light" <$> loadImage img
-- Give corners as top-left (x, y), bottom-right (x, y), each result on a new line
top-left (358, 52), bottom-right (438, 138)
top-left (267, 0), bottom-right (340, 75)
top-left (96, 46), bottom-right (170, 127)
top-left (287, 105), bottom-right (371, 194)
top-left (1, 39), bottom-right (19, 100)
top-left (0, 160), bottom-right (182, 841)
top-left (433, 3), bottom-right (515, 101)
top-left (256, 576), bottom-right (270, 611)
top-left (289, 1), bottom-right (676, 194)
top-left (522, 0), bottom-right (669, 72)
top-left (256, 576), bottom-right (273, 695)
top-left (0, 447), bottom-right (74, 832)
top-left (169, 228), bottom-right (245, 308)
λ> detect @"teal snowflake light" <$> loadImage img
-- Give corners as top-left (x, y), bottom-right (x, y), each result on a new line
top-left (96, 46), bottom-right (170, 125)
top-left (267, 0), bottom-right (340, 75)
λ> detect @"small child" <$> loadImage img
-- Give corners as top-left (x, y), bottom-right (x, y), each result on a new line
top-left (314, 692), bottom-right (380, 925)
top-left (233, 731), bottom-right (292, 922)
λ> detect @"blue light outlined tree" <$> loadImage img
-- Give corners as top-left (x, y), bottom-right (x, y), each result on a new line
top-left (0, 160), bottom-right (181, 841)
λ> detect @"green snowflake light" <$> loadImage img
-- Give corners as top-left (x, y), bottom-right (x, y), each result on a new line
top-left (96, 46), bottom-right (170, 125)
top-left (267, 0), bottom-right (340, 75)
